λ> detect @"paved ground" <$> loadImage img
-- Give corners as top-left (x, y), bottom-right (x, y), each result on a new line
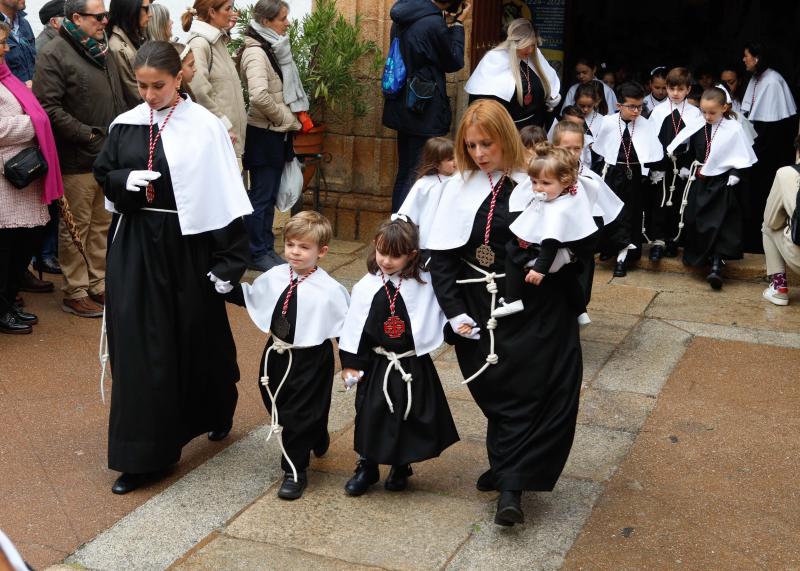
top-left (2, 241), bottom-right (800, 570)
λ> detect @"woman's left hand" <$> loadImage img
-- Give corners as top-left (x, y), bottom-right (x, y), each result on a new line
top-left (525, 270), bottom-right (544, 285)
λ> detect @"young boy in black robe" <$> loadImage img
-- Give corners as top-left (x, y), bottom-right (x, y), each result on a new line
top-left (226, 212), bottom-right (350, 500)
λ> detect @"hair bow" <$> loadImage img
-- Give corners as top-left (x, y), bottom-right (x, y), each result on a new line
top-left (715, 83), bottom-right (732, 104)
top-left (390, 213), bottom-right (410, 223)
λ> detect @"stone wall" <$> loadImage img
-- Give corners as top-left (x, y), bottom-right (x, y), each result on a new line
top-left (302, 0), bottom-right (475, 240)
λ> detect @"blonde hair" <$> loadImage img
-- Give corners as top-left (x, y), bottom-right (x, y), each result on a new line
top-left (497, 19), bottom-right (551, 107)
top-left (455, 99), bottom-right (527, 175)
top-left (527, 142), bottom-right (579, 187)
top-left (146, 4), bottom-right (172, 41)
top-left (283, 211), bottom-right (333, 248)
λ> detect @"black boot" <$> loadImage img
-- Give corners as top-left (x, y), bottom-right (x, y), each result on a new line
top-left (111, 471), bottom-right (165, 495)
top-left (277, 471), bottom-right (307, 500)
top-left (613, 260), bottom-right (627, 277)
top-left (649, 244), bottom-right (663, 262)
top-left (0, 311), bottom-right (32, 335)
top-left (494, 491), bottom-right (525, 526)
top-left (344, 459), bottom-right (379, 497)
top-left (384, 464), bottom-right (413, 491)
top-left (706, 256), bottom-right (723, 290)
top-left (476, 468), bottom-right (496, 492)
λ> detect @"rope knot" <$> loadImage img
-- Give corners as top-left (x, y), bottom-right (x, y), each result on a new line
top-left (678, 222), bottom-right (685, 228)
top-left (666, 200), bottom-right (673, 207)
top-left (260, 375), bottom-right (269, 386)
top-left (681, 200), bottom-right (688, 206)
top-left (486, 281), bottom-right (498, 294)
top-left (486, 317), bottom-right (498, 330)
top-left (401, 373), bottom-right (413, 383)
top-left (275, 346), bottom-right (286, 355)
top-left (486, 353), bottom-right (499, 365)
top-left (688, 176), bottom-right (696, 182)
top-left (673, 168), bottom-right (679, 175)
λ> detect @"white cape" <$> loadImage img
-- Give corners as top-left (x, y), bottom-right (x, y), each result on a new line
top-left (592, 113), bottom-right (664, 175)
top-left (398, 174), bottom-right (452, 249)
top-left (648, 98), bottom-right (703, 135)
top-left (465, 47), bottom-right (560, 106)
top-left (667, 116), bottom-right (757, 177)
top-left (426, 170), bottom-right (530, 251)
top-left (107, 97), bottom-right (253, 235)
top-left (339, 272), bottom-right (446, 357)
top-left (241, 264), bottom-right (350, 347)
top-left (563, 78), bottom-right (618, 110)
top-left (509, 186), bottom-right (598, 244)
top-left (580, 172), bottom-right (624, 224)
top-left (741, 69), bottom-right (798, 122)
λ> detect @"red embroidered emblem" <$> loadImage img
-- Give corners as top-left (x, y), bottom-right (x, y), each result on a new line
top-left (517, 238), bottom-right (530, 249)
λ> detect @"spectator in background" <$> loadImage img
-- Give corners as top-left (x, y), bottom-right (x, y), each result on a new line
top-left (145, 3), bottom-right (172, 41)
top-left (562, 56), bottom-right (617, 112)
top-left (0, 0), bottom-right (35, 85)
top-left (108, 0), bottom-right (150, 108)
top-left (35, 0), bottom-right (63, 51)
top-left (33, 0), bottom-right (127, 318)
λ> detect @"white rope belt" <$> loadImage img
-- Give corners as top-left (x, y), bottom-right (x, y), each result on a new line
top-left (261, 336), bottom-right (299, 482)
top-left (456, 260), bottom-right (503, 384)
top-left (372, 347), bottom-right (416, 420)
top-left (140, 207), bottom-right (178, 214)
top-left (662, 154), bottom-right (679, 208)
top-left (673, 160), bottom-right (703, 242)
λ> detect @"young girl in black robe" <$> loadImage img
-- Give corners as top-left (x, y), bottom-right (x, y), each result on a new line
top-left (666, 86), bottom-right (757, 289)
top-left (93, 41), bottom-right (253, 495)
top-left (339, 217), bottom-right (458, 497)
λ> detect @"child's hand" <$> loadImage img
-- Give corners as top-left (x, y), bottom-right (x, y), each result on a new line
top-left (342, 368), bottom-right (363, 389)
top-left (457, 323), bottom-right (472, 335)
top-left (525, 270), bottom-right (544, 285)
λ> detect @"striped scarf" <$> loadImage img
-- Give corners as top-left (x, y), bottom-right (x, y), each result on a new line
top-left (61, 19), bottom-right (108, 67)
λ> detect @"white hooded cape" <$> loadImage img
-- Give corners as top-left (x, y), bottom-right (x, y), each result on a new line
top-left (106, 97), bottom-right (253, 235)
top-left (338, 272), bottom-right (446, 357)
top-left (241, 264), bottom-right (350, 347)
top-left (741, 69), bottom-right (798, 122)
top-left (465, 47), bottom-right (561, 107)
top-left (592, 113), bottom-right (664, 175)
top-left (648, 98), bottom-right (704, 135)
top-left (398, 174), bottom-right (452, 249)
top-left (666, 116), bottom-right (757, 177)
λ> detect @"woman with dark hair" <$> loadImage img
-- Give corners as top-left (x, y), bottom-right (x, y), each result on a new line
top-left (563, 56), bottom-right (617, 111)
top-left (741, 42), bottom-right (798, 252)
top-left (108, 0), bottom-right (151, 108)
top-left (93, 40), bottom-right (252, 494)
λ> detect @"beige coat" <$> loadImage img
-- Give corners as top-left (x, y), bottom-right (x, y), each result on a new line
top-left (108, 27), bottom-right (142, 110)
top-left (186, 20), bottom-right (247, 156)
top-left (238, 35), bottom-right (300, 133)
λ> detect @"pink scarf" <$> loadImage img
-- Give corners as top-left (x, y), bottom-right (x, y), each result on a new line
top-left (0, 63), bottom-right (63, 204)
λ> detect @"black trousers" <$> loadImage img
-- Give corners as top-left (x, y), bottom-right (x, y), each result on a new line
top-left (391, 133), bottom-right (429, 213)
top-left (0, 227), bottom-right (41, 314)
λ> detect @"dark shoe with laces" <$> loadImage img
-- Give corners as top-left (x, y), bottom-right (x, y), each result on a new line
top-left (344, 459), bottom-right (379, 497)
top-left (613, 260), bottom-right (627, 277)
top-left (649, 245), bottom-right (663, 262)
top-left (12, 306), bottom-right (38, 325)
top-left (476, 468), bottom-right (497, 492)
top-left (19, 269), bottom-right (54, 293)
top-left (0, 311), bottom-right (32, 334)
top-left (384, 464), bottom-right (413, 491)
top-left (312, 432), bottom-right (330, 457)
top-left (494, 490), bottom-right (525, 526)
top-left (277, 471), bottom-right (307, 500)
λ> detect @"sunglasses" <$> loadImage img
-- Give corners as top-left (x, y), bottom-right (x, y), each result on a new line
top-left (78, 11), bottom-right (110, 21)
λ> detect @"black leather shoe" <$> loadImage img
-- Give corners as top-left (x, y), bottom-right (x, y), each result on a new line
top-left (208, 426), bottom-right (232, 441)
top-left (494, 490), bottom-right (525, 526)
top-left (707, 257), bottom-right (723, 290)
top-left (277, 471), bottom-right (307, 500)
top-left (664, 241), bottom-right (679, 258)
top-left (112, 473), bottom-right (147, 495)
top-left (12, 306), bottom-right (38, 325)
top-left (649, 245), bottom-right (663, 262)
top-left (312, 432), bottom-right (330, 457)
top-left (0, 311), bottom-right (32, 335)
top-left (384, 464), bottom-right (413, 491)
top-left (476, 468), bottom-right (497, 492)
top-left (34, 257), bottom-right (62, 275)
top-left (612, 261), bottom-right (627, 277)
top-left (19, 269), bottom-right (54, 293)
top-left (344, 459), bottom-right (379, 496)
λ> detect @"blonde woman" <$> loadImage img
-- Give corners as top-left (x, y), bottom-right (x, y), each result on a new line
top-left (146, 3), bottom-right (173, 41)
top-left (465, 18), bottom-right (560, 129)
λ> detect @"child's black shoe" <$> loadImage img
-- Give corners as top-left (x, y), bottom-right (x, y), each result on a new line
top-left (494, 491), bottom-right (524, 527)
top-left (344, 459), bottom-right (379, 496)
top-left (277, 471), bottom-right (307, 500)
top-left (384, 464), bottom-right (413, 491)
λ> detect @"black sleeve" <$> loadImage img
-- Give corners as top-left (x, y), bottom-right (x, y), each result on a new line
top-left (430, 22), bottom-right (465, 73)
top-left (429, 248), bottom-right (467, 319)
top-left (339, 331), bottom-right (372, 371)
top-left (92, 127), bottom-right (140, 213)
top-left (208, 217), bottom-right (250, 283)
top-left (532, 239), bottom-right (563, 274)
top-left (224, 283), bottom-right (246, 307)
top-left (506, 238), bottom-right (538, 268)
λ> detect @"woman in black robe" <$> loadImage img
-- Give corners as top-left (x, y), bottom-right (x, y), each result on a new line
top-left (93, 41), bottom-right (252, 494)
top-left (427, 99), bottom-right (582, 526)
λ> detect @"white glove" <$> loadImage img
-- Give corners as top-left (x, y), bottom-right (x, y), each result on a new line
top-left (125, 170), bottom-right (161, 192)
top-left (678, 167), bottom-right (691, 180)
top-left (344, 370), bottom-right (364, 391)
top-left (546, 93), bottom-right (562, 111)
top-left (449, 313), bottom-right (480, 340)
top-left (727, 174), bottom-right (740, 186)
top-left (649, 170), bottom-right (665, 183)
top-left (207, 272), bottom-right (233, 294)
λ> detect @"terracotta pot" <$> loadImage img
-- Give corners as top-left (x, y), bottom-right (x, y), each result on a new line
top-left (293, 123), bottom-right (327, 155)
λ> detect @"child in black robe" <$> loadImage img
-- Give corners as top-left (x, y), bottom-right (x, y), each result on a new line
top-left (339, 217), bottom-right (458, 496)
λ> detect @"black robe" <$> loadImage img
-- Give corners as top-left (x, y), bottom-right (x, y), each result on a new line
top-left (429, 178), bottom-right (583, 492)
top-left (682, 125), bottom-right (743, 266)
top-left (228, 281), bottom-right (334, 473)
top-left (469, 61), bottom-right (548, 129)
top-left (340, 282), bottom-right (459, 466)
top-left (94, 123), bottom-right (249, 474)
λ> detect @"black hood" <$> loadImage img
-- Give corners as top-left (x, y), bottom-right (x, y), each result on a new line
top-left (390, 0), bottom-right (443, 26)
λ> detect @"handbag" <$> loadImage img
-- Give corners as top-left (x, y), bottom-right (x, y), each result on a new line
top-left (276, 158), bottom-right (303, 212)
top-left (2, 146), bottom-right (48, 189)
top-left (790, 165), bottom-right (800, 246)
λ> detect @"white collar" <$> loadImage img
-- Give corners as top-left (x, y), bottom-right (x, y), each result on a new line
top-left (667, 116), bottom-right (757, 176)
top-left (465, 47), bottom-right (560, 102)
top-left (592, 113), bottom-right (664, 174)
top-left (189, 19), bottom-right (224, 43)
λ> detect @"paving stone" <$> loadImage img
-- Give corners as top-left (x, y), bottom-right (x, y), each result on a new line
top-left (329, 258), bottom-right (367, 288)
top-left (175, 534), bottom-right (383, 571)
top-left (448, 398), bottom-right (489, 442)
top-left (318, 252), bottom-right (358, 273)
top-left (446, 477), bottom-right (603, 571)
top-left (578, 389), bottom-right (656, 433)
top-left (328, 239), bottom-right (368, 255)
top-left (579, 310), bottom-right (640, 345)
top-left (665, 319), bottom-right (800, 350)
top-left (225, 472), bottom-right (486, 571)
top-left (581, 340), bottom-right (616, 385)
top-left (587, 282), bottom-right (657, 316)
top-left (612, 268), bottom-right (766, 298)
top-left (562, 425), bottom-right (636, 482)
top-left (436, 361), bottom-right (473, 401)
top-left (594, 319), bottom-right (692, 396)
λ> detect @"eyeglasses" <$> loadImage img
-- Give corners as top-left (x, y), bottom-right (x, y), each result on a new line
top-left (619, 104), bottom-right (643, 112)
top-left (78, 11), bottom-right (110, 21)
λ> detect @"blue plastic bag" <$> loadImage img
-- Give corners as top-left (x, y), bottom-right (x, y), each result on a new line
top-left (382, 37), bottom-right (407, 96)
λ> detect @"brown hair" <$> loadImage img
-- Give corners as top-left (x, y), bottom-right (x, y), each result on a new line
top-left (666, 67), bottom-right (692, 88)
top-left (701, 86), bottom-right (736, 119)
top-left (552, 120), bottom-right (585, 147)
top-left (0, 21), bottom-right (10, 37)
top-left (454, 99), bottom-right (527, 175)
top-left (527, 142), bottom-right (579, 187)
top-left (284, 211), bottom-right (333, 248)
top-left (170, 42), bottom-right (196, 98)
top-left (366, 218), bottom-right (425, 283)
top-left (181, 0), bottom-right (229, 32)
top-left (519, 125), bottom-right (547, 149)
top-left (415, 137), bottom-right (455, 179)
